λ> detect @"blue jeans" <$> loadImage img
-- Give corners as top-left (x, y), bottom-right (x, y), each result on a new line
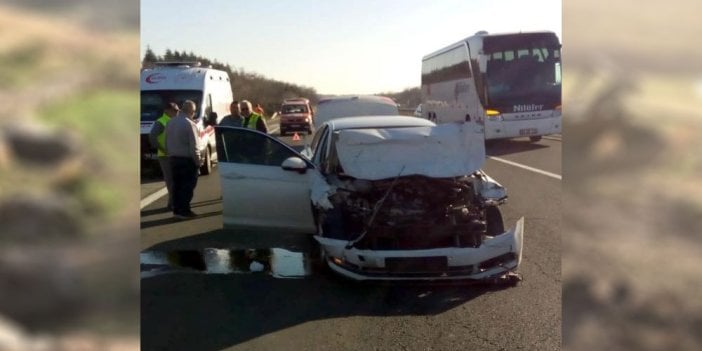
top-left (170, 157), bottom-right (199, 215)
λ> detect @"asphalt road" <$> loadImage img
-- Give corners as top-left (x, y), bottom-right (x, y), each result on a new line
top-left (140, 120), bottom-right (561, 351)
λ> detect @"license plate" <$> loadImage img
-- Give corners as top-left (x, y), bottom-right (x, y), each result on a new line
top-left (385, 256), bottom-right (447, 272)
top-left (519, 128), bottom-right (538, 136)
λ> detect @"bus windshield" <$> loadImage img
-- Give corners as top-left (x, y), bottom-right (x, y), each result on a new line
top-left (141, 90), bottom-right (202, 121)
top-left (484, 46), bottom-right (561, 111)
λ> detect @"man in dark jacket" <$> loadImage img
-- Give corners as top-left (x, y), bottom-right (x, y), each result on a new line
top-left (219, 100), bottom-right (243, 127)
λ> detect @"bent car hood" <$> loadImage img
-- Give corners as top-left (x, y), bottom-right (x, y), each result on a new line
top-left (335, 123), bottom-right (485, 180)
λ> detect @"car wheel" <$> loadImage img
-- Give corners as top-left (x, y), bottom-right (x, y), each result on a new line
top-left (529, 136), bottom-right (542, 142)
top-left (486, 206), bottom-right (505, 236)
top-left (200, 146), bottom-right (212, 175)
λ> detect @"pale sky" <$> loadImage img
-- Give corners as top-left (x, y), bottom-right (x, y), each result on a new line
top-left (141, 0), bottom-right (561, 95)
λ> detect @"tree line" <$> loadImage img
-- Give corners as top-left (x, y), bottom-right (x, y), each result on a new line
top-left (142, 46), bottom-right (319, 116)
top-left (378, 87), bottom-right (422, 109)
top-left (142, 47), bottom-right (421, 113)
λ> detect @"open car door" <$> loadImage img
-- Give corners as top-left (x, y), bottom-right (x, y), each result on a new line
top-left (215, 127), bottom-right (316, 233)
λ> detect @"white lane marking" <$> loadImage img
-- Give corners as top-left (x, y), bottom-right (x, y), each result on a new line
top-left (140, 187), bottom-right (168, 209)
top-left (487, 156), bottom-right (562, 180)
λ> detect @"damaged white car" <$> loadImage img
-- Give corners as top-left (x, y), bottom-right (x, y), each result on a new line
top-left (215, 116), bottom-right (524, 281)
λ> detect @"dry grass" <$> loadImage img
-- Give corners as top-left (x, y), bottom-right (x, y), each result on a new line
top-left (0, 5), bottom-right (137, 116)
top-left (0, 4), bottom-right (139, 348)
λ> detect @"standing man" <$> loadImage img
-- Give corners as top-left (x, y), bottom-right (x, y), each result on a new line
top-left (240, 100), bottom-right (268, 133)
top-left (219, 100), bottom-right (243, 127)
top-left (149, 102), bottom-right (179, 210)
top-left (165, 100), bottom-right (202, 219)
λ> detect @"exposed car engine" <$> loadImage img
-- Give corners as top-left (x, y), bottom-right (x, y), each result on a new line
top-left (319, 174), bottom-right (500, 250)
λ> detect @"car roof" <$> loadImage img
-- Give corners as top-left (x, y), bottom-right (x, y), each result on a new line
top-left (325, 115), bottom-right (435, 130)
top-left (317, 95), bottom-right (396, 106)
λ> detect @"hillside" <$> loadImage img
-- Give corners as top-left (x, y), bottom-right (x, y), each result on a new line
top-left (143, 49), bottom-right (424, 112)
top-left (378, 87), bottom-right (421, 109)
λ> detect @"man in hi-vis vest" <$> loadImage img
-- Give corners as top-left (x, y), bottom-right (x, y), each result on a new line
top-left (149, 101), bottom-right (179, 210)
top-left (240, 100), bottom-right (268, 133)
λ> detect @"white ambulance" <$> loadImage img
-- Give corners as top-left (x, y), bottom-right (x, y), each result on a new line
top-left (140, 62), bottom-right (233, 175)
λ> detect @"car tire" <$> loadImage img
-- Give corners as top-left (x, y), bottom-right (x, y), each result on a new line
top-left (486, 206), bottom-right (505, 236)
top-left (200, 146), bottom-right (212, 175)
top-left (529, 136), bottom-right (542, 142)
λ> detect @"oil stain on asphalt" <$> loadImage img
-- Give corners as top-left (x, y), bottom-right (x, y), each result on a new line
top-left (140, 248), bottom-right (314, 279)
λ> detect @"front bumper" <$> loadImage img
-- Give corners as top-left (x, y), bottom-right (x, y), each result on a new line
top-left (485, 118), bottom-right (561, 140)
top-left (314, 217), bottom-right (524, 281)
top-left (280, 122), bottom-right (312, 132)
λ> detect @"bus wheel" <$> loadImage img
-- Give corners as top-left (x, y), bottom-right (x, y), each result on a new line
top-left (529, 136), bottom-right (542, 142)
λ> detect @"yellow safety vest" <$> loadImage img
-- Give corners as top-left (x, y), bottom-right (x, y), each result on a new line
top-left (245, 113), bottom-right (261, 130)
top-left (156, 114), bottom-right (170, 157)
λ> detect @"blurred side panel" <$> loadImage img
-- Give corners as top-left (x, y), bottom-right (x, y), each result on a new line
top-left (563, 0), bottom-right (702, 350)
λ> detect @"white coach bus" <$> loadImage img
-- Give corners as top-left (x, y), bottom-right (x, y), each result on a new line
top-left (421, 31), bottom-right (561, 141)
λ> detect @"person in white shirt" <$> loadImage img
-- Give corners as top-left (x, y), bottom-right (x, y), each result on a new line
top-left (165, 100), bottom-right (202, 219)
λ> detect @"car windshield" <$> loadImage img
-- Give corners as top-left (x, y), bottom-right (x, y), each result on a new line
top-left (141, 90), bottom-right (202, 121)
top-left (282, 104), bottom-right (308, 114)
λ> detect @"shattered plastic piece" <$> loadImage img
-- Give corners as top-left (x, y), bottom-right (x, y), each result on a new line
top-left (309, 171), bottom-right (336, 210)
top-left (477, 171), bottom-right (507, 201)
top-left (270, 248), bottom-right (307, 278)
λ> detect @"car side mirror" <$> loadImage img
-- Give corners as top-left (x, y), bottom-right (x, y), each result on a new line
top-left (281, 157), bottom-right (308, 174)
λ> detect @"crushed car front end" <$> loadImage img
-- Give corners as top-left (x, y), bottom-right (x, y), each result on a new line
top-left (310, 121), bottom-right (525, 282)
top-left (313, 173), bottom-right (524, 281)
